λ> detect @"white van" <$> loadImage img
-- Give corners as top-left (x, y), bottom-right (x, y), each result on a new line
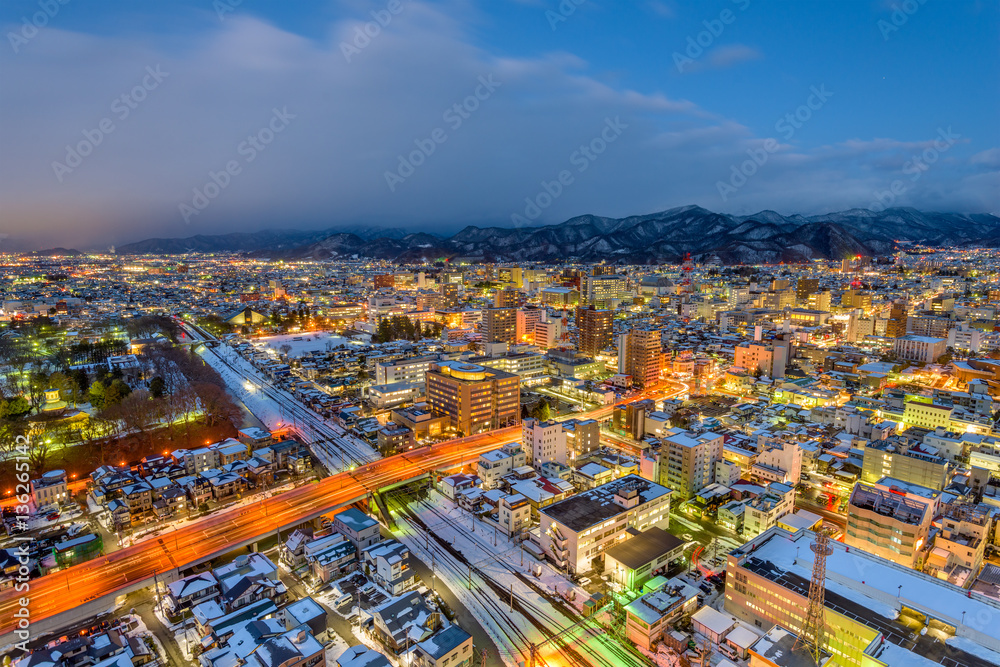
top-left (334, 593), bottom-right (352, 608)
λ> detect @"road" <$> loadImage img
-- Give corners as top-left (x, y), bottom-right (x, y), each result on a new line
top-left (0, 428), bottom-right (518, 638)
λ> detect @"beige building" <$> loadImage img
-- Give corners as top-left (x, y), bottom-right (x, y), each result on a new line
top-left (658, 428), bottom-right (724, 500)
top-left (860, 440), bottom-right (949, 491)
top-left (425, 361), bottom-right (520, 436)
top-left (845, 479), bottom-right (937, 569)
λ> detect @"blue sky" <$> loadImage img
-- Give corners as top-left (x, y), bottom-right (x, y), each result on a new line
top-left (1, 0), bottom-right (997, 249)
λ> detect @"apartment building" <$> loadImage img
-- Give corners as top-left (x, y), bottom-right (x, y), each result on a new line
top-left (742, 482), bottom-right (795, 539)
top-left (425, 361), bottom-right (520, 436)
top-left (539, 475), bottom-right (672, 574)
top-left (522, 417), bottom-right (568, 467)
top-left (375, 355), bottom-right (439, 385)
top-left (927, 501), bottom-right (991, 584)
top-left (562, 418), bottom-right (600, 462)
top-left (483, 307), bottom-right (516, 344)
top-left (845, 479), bottom-right (938, 569)
top-left (622, 328), bottom-right (663, 388)
top-left (658, 429), bottom-right (724, 500)
top-left (861, 439), bottom-right (949, 491)
top-left (734, 341), bottom-right (787, 379)
top-left (576, 306), bottom-right (613, 357)
top-left (583, 274), bottom-right (628, 307)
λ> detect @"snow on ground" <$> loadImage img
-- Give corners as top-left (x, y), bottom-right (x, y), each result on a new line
top-left (947, 635), bottom-right (1000, 665)
top-left (199, 343), bottom-right (376, 469)
top-left (392, 491), bottom-right (646, 667)
top-left (253, 331), bottom-right (355, 359)
top-left (639, 644), bottom-right (684, 667)
top-left (877, 641), bottom-right (944, 667)
top-left (323, 631), bottom-right (351, 665)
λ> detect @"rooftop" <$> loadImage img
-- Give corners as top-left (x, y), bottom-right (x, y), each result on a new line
top-left (540, 474), bottom-right (671, 533)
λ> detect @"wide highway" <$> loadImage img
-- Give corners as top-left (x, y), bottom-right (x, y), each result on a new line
top-left (0, 427), bottom-right (517, 637)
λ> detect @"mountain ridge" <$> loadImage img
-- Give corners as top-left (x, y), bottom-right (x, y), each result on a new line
top-left (116, 206), bottom-right (1000, 264)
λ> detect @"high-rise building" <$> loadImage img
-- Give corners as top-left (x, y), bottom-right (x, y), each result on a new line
top-left (623, 328), bottom-right (662, 388)
top-left (576, 306), bottom-right (612, 357)
top-left (494, 288), bottom-right (519, 308)
top-left (658, 429), bottom-right (724, 500)
top-left (374, 274), bottom-right (395, 289)
top-left (483, 307), bottom-right (516, 344)
top-left (795, 278), bottom-right (819, 304)
top-left (425, 361), bottom-right (520, 436)
top-left (440, 283), bottom-right (459, 308)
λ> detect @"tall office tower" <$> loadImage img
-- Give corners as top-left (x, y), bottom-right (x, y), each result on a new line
top-left (576, 306), bottom-right (612, 357)
top-left (440, 283), bottom-right (459, 308)
top-left (592, 265), bottom-right (615, 276)
top-left (623, 328), bottom-right (662, 388)
top-left (886, 304), bottom-right (908, 338)
top-left (495, 287), bottom-right (519, 308)
top-left (426, 361), bottom-right (520, 436)
top-left (795, 278), bottom-right (819, 305)
top-left (483, 307), bottom-right (516, 344)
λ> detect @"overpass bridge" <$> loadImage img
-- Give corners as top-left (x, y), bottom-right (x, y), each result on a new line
top-left (0, 427), bottom-right (518, 647)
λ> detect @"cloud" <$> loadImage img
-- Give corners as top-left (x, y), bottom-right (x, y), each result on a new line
top-left (0, 2), bottom-right (995, 250)
top-left (704, 44), bottom-right (762, 69)
top-left (971, 147), bottom-right (1000, 169)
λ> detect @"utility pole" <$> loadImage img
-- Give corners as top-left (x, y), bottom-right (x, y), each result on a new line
top-left (528, 643), bottom-right (537, 667)
top-left (510, 583), bottom-right (514, 613)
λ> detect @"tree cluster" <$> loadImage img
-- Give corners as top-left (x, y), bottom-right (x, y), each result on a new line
top-left (372, 316), bottom-right (442, 343)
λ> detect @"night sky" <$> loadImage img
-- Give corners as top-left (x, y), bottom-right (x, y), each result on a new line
top-left (1, 0), bottom-right (997, 250)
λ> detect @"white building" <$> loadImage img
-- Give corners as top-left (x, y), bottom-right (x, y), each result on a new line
top-left (522, 418), bottom-right (568, 467)
top-left (539, 475), bottom-right (672, 574)
top-left (893, 335), bottom-right (947, 364)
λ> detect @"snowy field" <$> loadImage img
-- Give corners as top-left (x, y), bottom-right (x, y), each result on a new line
top-left (253, 332), bottom-right (355, 358)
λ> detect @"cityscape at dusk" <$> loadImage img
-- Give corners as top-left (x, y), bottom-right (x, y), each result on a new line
top-left (2, 2), bottom-right (1000, 667)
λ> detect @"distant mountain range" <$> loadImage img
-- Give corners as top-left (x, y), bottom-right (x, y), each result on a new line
top-left (115, 206), bottom-right (1000, 264)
